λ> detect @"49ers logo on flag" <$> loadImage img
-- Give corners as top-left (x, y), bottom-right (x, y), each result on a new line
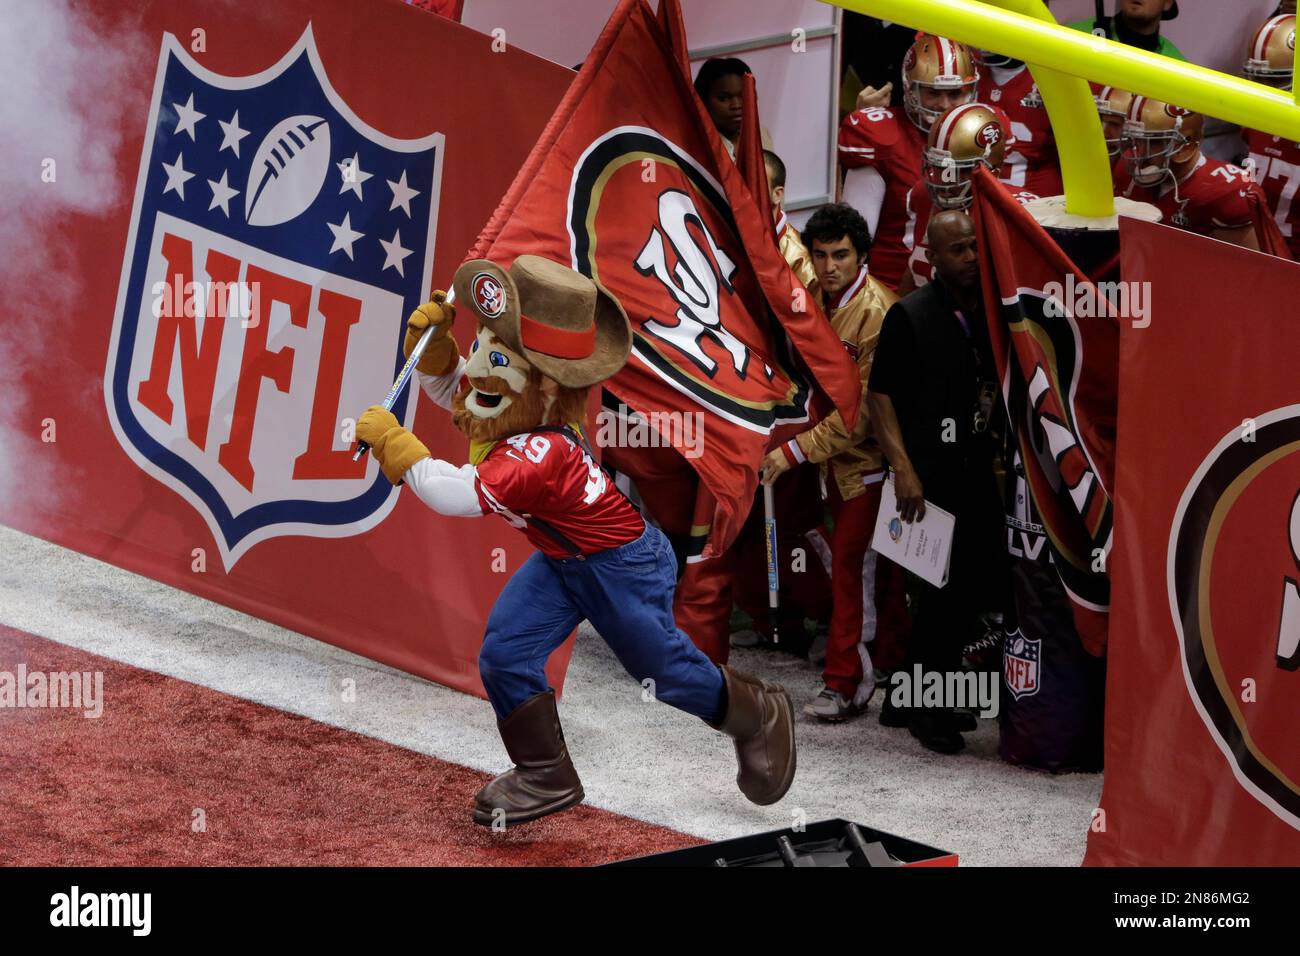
top-left (1168, 405), bottom-right (1300, 829)
top-left (566, 127), bottom-right (808, 433)
top-left (104, 28), bottom-right (444, 569)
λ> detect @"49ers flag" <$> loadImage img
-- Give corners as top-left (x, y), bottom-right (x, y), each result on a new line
top-left (972, 168), bottom-right (1116, 655)
top-left (1086, 219), bottom-right (1300, 865)
top-left (467, 0), bottom-right (859, 554)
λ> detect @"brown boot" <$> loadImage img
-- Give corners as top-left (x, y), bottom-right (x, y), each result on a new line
top-left (707, 666), bottom-right (796, 805)
top-left (472, 690), bottom-right (584, 828)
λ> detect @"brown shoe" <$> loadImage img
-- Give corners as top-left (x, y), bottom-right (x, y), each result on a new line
top-left (707, 666), bottom-right (796, 805)
top-left (472, 690), bottom-right (584, 828)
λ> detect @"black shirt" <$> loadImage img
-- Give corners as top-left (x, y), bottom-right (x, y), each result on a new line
top-left (868, 278), bottom-right (997, 508)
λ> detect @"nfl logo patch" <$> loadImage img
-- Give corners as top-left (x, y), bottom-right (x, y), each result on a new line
top-left (1003, 629), bottom-right (1042, 700)
top-left (104, 27), bottom-right (445, 569)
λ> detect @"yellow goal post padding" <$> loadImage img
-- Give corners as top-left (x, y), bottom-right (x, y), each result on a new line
top-left (824, 0), bottom-right (1300, 218)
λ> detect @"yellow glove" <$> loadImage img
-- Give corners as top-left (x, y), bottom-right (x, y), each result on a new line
top-left (405, 291), bottom-right (459, 377)
top-left (356, 406), bottom-right (431, 485)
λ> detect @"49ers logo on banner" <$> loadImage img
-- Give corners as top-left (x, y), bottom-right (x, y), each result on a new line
top-left (1168, 405), bottom-right (1300, 829)
top-left (104, 28), bottom-right (445, 568)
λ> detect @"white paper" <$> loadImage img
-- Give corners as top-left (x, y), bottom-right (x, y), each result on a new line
top-left (871, 474), bottom-right (955, 588)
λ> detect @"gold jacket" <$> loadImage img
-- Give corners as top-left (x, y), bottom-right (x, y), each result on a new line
top-left (776, 213), bottom-right (818, 299)
top-left (779, 265), bottom-right (898, 500)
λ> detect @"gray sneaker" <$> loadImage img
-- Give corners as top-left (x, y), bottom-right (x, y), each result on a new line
top-left (802, 688), bottom-right (866, 722)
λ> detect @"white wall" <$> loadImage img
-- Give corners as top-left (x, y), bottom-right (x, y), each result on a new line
top-left (460, 0), bottom-right (842, 225)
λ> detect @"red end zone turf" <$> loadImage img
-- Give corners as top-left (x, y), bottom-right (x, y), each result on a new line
top-left (0, 626), bottom-right (702, 866)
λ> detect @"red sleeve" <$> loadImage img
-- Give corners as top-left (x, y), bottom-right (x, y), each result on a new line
top-left (837, 108), bottom-right (901, 170)
top-left (1203, 180), bottom-right (1255, 230)
top-left (474, 445), bottom-right (546, 515)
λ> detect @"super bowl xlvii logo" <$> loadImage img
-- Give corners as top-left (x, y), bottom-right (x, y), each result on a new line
top-left (1002, 628), bottom-right (1041, 700)
top-left (105, 27), bottom-right (444, 568)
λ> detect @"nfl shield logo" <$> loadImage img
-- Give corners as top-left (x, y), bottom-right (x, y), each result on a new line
top-left (105, 27), bottom-right (444, 569)
top-left (1003, 629), bottom-right (1042, 700)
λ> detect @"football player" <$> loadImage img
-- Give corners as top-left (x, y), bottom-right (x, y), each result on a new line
top-left (899, 103), bottom-right (1039, 293)
top-left (1240, 14), bottom-right (1300, 259)
top-left (1118, 95), bottom-right (1286, 254)
top-left (838, 34), bottom-right (979, 291)
top-left (1095, 85), bottom-right (1135, 188)
top-left (976, 49), bottom-right (1064, 198)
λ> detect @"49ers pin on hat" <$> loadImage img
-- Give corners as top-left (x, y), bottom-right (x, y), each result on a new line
top-left (452, 254), bottom-right (632, 388)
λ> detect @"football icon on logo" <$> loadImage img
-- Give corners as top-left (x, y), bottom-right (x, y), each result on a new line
top-left (245, 115), bottom-right (331, 226)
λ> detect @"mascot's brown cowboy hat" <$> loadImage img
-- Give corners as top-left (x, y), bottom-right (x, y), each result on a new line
top-left (452, 255), bottom-right (632, 389)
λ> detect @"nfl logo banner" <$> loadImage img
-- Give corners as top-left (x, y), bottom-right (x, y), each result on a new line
top-left (106, 27), bottom-right (443, 569)
top-left (2, 0), bottom-right (577, 700)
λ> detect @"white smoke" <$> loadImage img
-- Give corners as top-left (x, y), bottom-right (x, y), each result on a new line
top-left (0, 0), bottom-right (148, 518)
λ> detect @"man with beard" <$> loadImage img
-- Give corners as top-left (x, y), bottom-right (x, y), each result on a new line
top-left (354, 255), bottom-right (796, 827)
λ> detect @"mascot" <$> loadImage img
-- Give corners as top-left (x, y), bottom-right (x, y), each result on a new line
top-left (355, 255), bottom-right (796, 827)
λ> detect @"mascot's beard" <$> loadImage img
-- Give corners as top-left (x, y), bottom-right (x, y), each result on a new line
top-left (451, 370), bottom-right (588, 443)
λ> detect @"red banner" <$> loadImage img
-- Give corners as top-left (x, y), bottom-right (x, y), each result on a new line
top-left (0, 0), bottom-right (574, 698)
top-left (1086, 218), bottom-right (1300, 865)
top-left (468, 0), bottom-right (860, 556)
top-left (972, 169), bottom-right (1116, 655)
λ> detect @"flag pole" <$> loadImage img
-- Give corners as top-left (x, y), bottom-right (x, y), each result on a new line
top-left (352, 289), bottom-right (457, 462)
top-left (764, 482), bottom-right (780, 644)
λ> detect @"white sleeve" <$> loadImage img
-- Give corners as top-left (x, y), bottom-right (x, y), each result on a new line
top-left (842, 167), bottom-right (887, 239)
top-left (417, 355), bottom-right (467, 412)
top-left (403, 457), bottom-right (485, 517)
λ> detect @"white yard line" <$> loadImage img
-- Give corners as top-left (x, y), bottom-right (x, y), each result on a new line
top-left (0, 523), bottom-right (1101, 864)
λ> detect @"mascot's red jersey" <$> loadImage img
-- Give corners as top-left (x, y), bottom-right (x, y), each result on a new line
top-left (475, 426), bottom-right (645, 559)
top-left (837, 106), bottom-right (925, 290)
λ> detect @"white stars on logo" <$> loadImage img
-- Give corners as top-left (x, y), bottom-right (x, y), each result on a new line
top-left (379, 227), bottom-right (413, 276)
top-left (161, 154), bottom-right (195, 199)
top-left (386, 170), bottom-right (420, 217)
top-left (218, 110), bottom-right (250, 158)
top-left (206, 170), bottom-right (240, 216)
top-left (173, 93), bottom-right (206, 141)
top-left (327, 212), bottom-right (365, 260)
top-left (337, 152), bottom-right (373, 200)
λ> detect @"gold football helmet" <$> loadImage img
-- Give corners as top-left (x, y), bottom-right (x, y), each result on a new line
top-left (1122, 96), bottom-right (1203, 187)
top-left (902, 34), bottom-right (981, 133)
top-left (1095, 86), bottom-right (1135, 159)
top-left (923, 103), bottom-right (1008, 210)
top-left (1244, 14), bottom-right (1296, 89)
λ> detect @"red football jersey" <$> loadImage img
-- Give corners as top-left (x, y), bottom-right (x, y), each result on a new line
top-left (1244, 128), bottom-right (1300, 259)
top-left (903, 180), bottom-right (1039, 288)
top-left (474, 428), bottom-right (645, 559)
top-left (978, 65), bottom-right (1064, 199)
top-left (837, 106), bottom-right (925, 290)
top-left (1117, 154), bottom-right (1258, 236)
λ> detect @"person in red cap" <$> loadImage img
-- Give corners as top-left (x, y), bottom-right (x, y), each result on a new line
top-left (354, 255), bottom-right (796, 828)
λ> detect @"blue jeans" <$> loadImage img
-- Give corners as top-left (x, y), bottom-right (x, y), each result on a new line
top-left (479, 523), bottom-right (725, 723)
